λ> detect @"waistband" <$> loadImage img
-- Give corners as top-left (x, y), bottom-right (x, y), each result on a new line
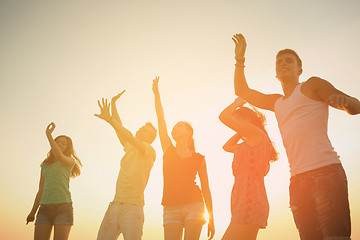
top-left (291, 163), bottom-right (343, 181)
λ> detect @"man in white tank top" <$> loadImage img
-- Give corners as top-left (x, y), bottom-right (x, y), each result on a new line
top-left (231, 33), bottom-right (360, 240)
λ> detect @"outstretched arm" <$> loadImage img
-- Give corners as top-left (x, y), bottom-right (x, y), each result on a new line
top-left (152, 77), bottom-right (173, 152)
top-left (95, 98), bottom-right (146, 154)
top-left (26, 171), bottom-right (44, 225)
top-left (219, 97), bottom-right (264, 146)
top-left (305, 77), bottom-right (360, 115)
top-left (111, 90), bottom-right (125, 122)
top-left (232, 33), bottom-right (282, 111)
top-left (45, 123), bottom-right (74, 166)
top-left (198, 160), bottom-right (215, 240)
top-left (111, 91), bottom-right (127, 146)
top-left (223, 133), bottom-right (241, 153)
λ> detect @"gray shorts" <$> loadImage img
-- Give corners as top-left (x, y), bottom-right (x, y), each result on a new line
top-left (97, 202), bottom-right (144, 240)
top-left (163, 202), bottom-right (206, 226)
top-left (35, 203), bottom-right (73, 226)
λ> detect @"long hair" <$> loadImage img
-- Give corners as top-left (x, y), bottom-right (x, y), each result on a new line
top-left (234, 106), bottom-right (278, 162)
top-left (171, 121), bottom-right (195, 152)
top-left (42, 135), bottom-right (82, 178)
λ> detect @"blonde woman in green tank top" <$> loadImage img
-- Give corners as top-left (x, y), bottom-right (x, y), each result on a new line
top-left (26, 122), bottom-right (82, 240)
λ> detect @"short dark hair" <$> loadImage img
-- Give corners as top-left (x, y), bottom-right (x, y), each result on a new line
top-left (276, 49), bottom-right (302, 68)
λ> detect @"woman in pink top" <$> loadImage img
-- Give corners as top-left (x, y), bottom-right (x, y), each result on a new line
top-left (219, 97), bottom-right (278, 240)
top-left (152, 77), bottom-right (215, 240)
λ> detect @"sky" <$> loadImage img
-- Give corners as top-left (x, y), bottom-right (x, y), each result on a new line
top-left (0, 0), bottom-right (359, 239)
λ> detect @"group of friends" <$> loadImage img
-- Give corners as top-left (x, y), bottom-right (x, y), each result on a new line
top-left (26, 33), bottom-right (360, 240)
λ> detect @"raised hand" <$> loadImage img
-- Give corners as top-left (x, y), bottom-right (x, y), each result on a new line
top-left (152, 76), bottom-right (160, 95)
top-left (232, 33), bottom-right (247, 61)
top-left (111, 90), bottom-right (126, 103)
top-left (46, 122), bottom-right (55, 136)
top-left (94, 98), bottom-right (111, 122)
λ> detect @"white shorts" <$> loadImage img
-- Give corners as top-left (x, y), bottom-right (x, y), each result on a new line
top-left (97, 202), bottom-right (144, 240)
top-left (163, 202), bottom-right (206, 226)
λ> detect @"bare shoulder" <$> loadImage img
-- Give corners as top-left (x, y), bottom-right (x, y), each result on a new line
top-left (301, 77), bottom-right (332, 101)
top-left (303, 76), bottom-right (329, 87)
top-left (303, 76), bottom-right (349, 103)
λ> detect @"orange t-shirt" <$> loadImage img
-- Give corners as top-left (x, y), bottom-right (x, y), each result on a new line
top-left (161, 146), bottom-right (204, 206)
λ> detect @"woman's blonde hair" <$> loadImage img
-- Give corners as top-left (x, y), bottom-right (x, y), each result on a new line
top-left (42, 135), bottom-right (82, 178)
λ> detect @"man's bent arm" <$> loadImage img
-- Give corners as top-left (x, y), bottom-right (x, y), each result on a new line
top-left (307, 77), bottom-right (360, 115)
top-left (232, 34), bottom-right (281, 111)
top-left (234, 64), bottom-right (282, 111)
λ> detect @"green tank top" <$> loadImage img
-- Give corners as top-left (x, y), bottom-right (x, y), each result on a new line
top-left (40, 161), bottom-right (74, 204)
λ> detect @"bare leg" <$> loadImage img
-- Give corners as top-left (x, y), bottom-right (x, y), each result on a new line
top-left (53, 225), bottom-right (71, 240)
top-left (221, 223), bottom-right (259, 240)
top-left (164, 223), bottom-right (183, 240)
top-left (184, 220), bottom-right (203, 240)
top-left (34, 224), bottom-right (52, 240)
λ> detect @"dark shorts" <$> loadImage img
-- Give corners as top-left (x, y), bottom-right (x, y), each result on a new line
top-left (289, 164), bottom-right (351, 240)
top-left (35, 203), bottom-right (73, 226)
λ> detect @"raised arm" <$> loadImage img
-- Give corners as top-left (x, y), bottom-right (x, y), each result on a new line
top-left (26, 171), bottom-right (44, 225)
top-left (46, 123), bottom-right (74, 166)
top-left (111, 90), bottom-right (125, 122)
top-left (232, 33), bottom-right (282, 111)
top-left (198, 159), bottom-right (215, 240)
top-left (304, 77), bottom-right (360, 115)
top-left (219, 97), bottom-right (264, 146)
top-left (111, 90), bottom-right (127, 146)
top-left (152, 77), bottom-right (173, 152)
top-left (222, 133), bottom-right (241, 153)
top-left (95, 98), bottom-right (146, 154)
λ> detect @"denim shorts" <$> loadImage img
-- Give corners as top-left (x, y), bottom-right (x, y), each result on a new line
top-left (289, 164), bottom-right (351, 240)
top-left (35, 203), bottom-right (73, 226)
top-left (163, 202), bottom-right (206, 226)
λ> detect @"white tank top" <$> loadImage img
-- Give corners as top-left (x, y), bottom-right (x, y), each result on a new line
top-left (274, 83), bottom-right (340, 176)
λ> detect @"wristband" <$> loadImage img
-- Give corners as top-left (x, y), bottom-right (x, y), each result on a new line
top-left (235, 63), bottom-right (245, 68)
top-left (235, 57), bottom-right (245, 63)
top-left (235, 57), bottom-right (245, 67)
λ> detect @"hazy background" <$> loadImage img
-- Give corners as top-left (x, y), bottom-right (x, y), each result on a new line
top-left (1, 0), bottom-right (359, 239)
